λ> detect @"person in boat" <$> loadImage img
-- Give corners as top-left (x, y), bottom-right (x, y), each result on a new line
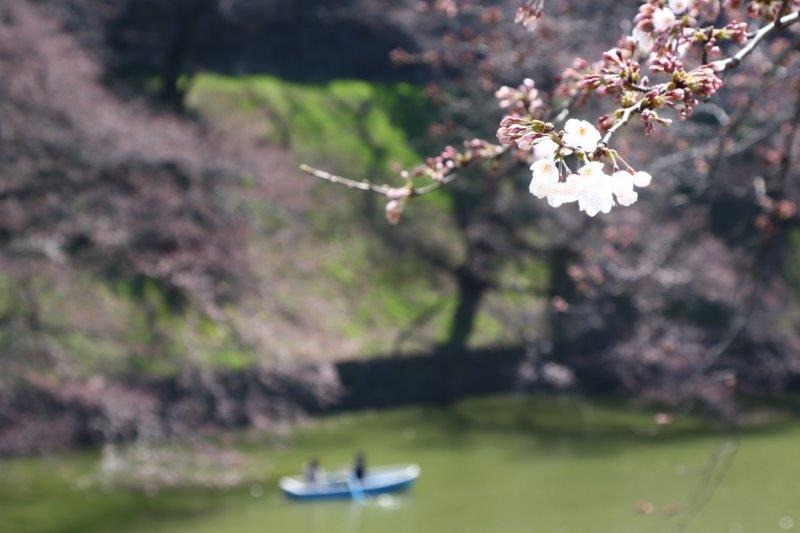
top-left (353, 451), bottom-right (366, 480)
top-left (305, 457), bottom-right (321, 483)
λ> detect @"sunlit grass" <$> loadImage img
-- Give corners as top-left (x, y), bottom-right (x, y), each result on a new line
top-left (187, 74), bottom-right (432, 178)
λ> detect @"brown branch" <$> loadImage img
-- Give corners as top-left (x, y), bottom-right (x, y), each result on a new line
top-left (704, 34), bottom-right (800, 185)
top-left (597, 99), bottom-right (647, 149)
top-left (715, 10), bottom-right (800, 72)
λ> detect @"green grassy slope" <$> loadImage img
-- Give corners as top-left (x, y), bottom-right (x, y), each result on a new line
top-left (2, 75), bottom-right (543, 381)
top-left (187, 74), bottom-right (432, 176)
top-left (184, 74), bottom-right (518, 359)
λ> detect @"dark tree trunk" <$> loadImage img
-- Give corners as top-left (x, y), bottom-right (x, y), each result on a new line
top-left (159, 0), bottom-right (215, 108)
top-left (547, 245), bottom-right (576, 346)
top-left (443, 268), bottom-right (488, 352)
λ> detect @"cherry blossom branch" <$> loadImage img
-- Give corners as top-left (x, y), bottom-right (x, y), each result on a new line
top-left (301, 145), bottom-right (506, 196)
top-left (597, 99), bottom-right (647, 149)
top-left (705, 34), bottom-right (800, 183)
top-left (598, 9), bottom-right (800, 153)
top-left (301, 142), bottom-right (507, 222)
top-left (302, 2), bottom-right (800, 222)
top-left (301, 80), bottom-right (581, 218)
top-left (715, 10), bottom-right (800, 72)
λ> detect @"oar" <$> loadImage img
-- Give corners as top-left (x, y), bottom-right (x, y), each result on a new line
top-left (345, 474), bottom-right (365, 502)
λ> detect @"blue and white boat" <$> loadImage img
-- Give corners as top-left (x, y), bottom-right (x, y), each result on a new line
top-left (279, 464), bottom-right (420, 501)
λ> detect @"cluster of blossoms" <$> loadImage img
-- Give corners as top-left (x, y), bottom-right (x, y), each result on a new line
top-left (491, 0), bottom-right (800, 216)
top-left (496, 79), bottom-right (653, 216)
top-left (577, 41), bottom-right (645, 98)
top-left (734, 0), bottom-right (800, 21)
top-left (423, 138), bottom-right (499, 181)
top-left (495, 78), bottom-right (545, 116)
top-left (631, 0), bottom-right (750, 59)
top-left (383, 138), bottom-right (502, 224)
top-left (526, 120), bottom-right (652, 216)
top-left (306, 0), bottom-right (800, 224)
top-left (497, 115), bottom-right (551, 150)
top-left (554, 9), bottom-right (733, 141)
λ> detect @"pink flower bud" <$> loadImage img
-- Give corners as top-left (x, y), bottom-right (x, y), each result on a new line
top-left (385, 200), bottom-right (404, 225)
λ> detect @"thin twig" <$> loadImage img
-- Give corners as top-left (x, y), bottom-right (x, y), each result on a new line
top-left (298, 164), bottom-right (393, 194)
top-left (411, 172), bottom-right (461, 196)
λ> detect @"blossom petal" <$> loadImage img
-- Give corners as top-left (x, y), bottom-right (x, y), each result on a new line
top-left (633, 171), bottom-right (652, 188)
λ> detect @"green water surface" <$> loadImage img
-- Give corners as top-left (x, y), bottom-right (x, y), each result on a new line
top-left (2, 395), bottom-right (799, 533)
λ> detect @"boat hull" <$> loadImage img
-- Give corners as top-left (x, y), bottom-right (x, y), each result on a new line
top-left (280, 464), bottom-right (420, 501)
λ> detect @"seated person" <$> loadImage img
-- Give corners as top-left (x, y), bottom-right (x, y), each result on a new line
top-left (304, 457), bottom-right (322, 483)
top-left (353, 451), bottom-right (366, 480)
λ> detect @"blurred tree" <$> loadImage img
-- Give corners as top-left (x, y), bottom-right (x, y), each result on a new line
top-left (305, 0), bottom-right (800, 414)
top-left (0, 2), bottom-right (246, 356)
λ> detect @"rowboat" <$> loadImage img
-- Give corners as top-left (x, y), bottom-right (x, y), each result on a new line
top-left (279, 463), bottom-right (421, 501)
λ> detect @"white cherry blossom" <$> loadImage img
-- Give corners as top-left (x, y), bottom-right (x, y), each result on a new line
top-left (632, 27), bottom-right (655, 54)
top-left (577, 161), bottom-right (606, 179)
top-left (547, 175), bottom-right (583, 207)
top-left (652, 7), bottom-right (676, 32)
top-left (529, 158), bottom-right (560, 199)
top-left (668, 0), bottom-right (689, 15)
top-left (563, 119), bottom-right (601, 153)
top-left (529, 157), bottom-right (653, 215)
top-left (576, 162), bottom-right (614, 216)
top-left (532, 137), bottom-right (559, 161)
top-left (611, 171), bottom-right (638, 206)
top-left (633, 171), bottom-right (652, 188)
top-left (385, 200), bottom-right (404, 224)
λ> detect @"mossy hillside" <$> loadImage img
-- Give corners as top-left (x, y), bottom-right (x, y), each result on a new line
top-left (0, 76), bottom-right (542, 379)
top-left (187, 74), bottom-right (432, 178)
top-left (187, 74), bottom-right (545, 357)
top-left (0, 265), bottom-right (258, 379)
top-left (186, 75), bottom-right (489, 355)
